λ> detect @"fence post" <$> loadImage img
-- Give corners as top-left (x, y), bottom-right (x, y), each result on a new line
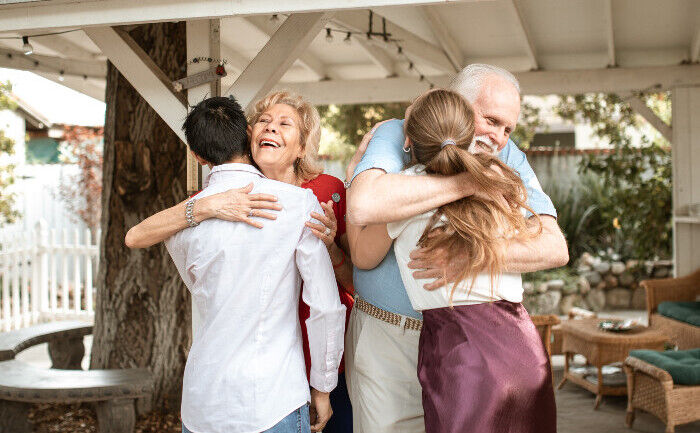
top-left (35, 219), bottom-right (50, 319)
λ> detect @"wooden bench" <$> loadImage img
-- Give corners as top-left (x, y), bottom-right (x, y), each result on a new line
top-left (0, 321), bottom-right (93, 368)
top-left (0, 359), bottom-right (153, 433)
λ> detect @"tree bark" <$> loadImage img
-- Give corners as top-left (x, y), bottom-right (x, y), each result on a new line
top-left (90, 22), bottom-right (191, 410)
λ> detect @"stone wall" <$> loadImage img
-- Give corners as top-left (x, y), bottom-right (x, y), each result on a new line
top-left (523, 253), bottom-right (673, 315)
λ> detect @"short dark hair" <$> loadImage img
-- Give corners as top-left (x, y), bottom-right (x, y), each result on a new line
top-left (182, 96), bottom-right (248, 165)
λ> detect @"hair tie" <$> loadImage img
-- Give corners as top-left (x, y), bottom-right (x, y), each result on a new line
top-left (441, 139), bottom-right (456, 149)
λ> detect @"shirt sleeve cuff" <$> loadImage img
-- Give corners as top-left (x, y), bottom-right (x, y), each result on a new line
top-left (309, 369), bottom-right (338, 393)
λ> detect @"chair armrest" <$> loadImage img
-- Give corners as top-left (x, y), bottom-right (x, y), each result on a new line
top-left (624, 356), bottom-right (674, 387)
top-left (531, 314), bottom-right (561, 327)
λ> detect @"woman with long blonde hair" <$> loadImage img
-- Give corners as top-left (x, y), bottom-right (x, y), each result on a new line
top-left (349, 88), bottom-right (556, 433)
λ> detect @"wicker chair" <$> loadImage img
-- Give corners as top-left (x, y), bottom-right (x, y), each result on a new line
top-left (642, 268), bottom-right (700, 350)
top-left (532, 314), bottom-right (561, 383)
top-left (624, 355), bottom-right (700, 433)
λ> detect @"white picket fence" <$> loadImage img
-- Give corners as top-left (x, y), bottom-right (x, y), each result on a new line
top-left (0, 220), bottom-right (100, 331)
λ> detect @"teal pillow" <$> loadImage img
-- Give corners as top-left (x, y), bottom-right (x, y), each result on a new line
top-left (629, 349), bottom-right (700, 385)
top-left (657, 301), bottom-right (700, 327)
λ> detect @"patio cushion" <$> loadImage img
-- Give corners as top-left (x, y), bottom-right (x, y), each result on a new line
top-left (657, 301), bottom-right (700, 326)
top-left (629, 348), bottom-right (700, 385)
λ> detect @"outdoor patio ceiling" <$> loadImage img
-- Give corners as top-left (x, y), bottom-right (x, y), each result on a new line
top-left (0, 0), bottom-right (698, 103)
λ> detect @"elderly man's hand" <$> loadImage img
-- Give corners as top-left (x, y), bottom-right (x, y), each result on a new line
top-left (407, 243), bottom-right (468, 290)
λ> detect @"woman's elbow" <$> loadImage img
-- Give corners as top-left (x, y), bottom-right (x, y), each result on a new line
top-left (552, 245), bottom-right (570, 268)
top-left (351, 254), bottom-right (379, 271)
top-left (124, 227), bottom-right (142, 249)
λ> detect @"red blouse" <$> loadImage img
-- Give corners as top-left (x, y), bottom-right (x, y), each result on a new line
top-left (300, 174), bottom-right (354, 376)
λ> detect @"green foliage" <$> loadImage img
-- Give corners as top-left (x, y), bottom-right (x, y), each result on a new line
top-left (543, 174), bottom-right (609, 261)
top-left (0, 81), bottom-right (19, 225)
top-left (522, 266), bottom-right (579, 286)
top-left (555, 92), bottom-right (672, 260)
top-left (317, 102), bottom-right (409, 162)
top-left (511, 101), bottom-right (546, 149)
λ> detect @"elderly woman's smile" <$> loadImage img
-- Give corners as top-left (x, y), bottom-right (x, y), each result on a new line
top-left (250, 103), bottom-right (306, 184)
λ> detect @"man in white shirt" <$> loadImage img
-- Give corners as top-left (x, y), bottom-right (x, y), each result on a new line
top-left (164, 96), bottom-right (346, 433)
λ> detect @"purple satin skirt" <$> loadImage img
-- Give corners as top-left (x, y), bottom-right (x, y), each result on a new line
top-left (418, 301), bottom-right (556, 433)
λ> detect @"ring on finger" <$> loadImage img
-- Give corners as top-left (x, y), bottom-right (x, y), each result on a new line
top-left (324, 227), bottom-right (331, 236)
top-left (249, 210), bottom-right (255, 217)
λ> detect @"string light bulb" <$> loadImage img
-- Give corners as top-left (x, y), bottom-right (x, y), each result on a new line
top-left (325, 28), bottom-right (333, 43)
top-left (58, 70), bottom-right (65, 81)
top-left (270, 14), bottom-right (279, 23)
top-left (344, 32), bottom-right (352, 44)
top-left (22, 36), bottom-right (33, 55)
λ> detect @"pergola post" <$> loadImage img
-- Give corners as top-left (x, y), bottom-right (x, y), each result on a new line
top-left (671, 85), bottom-right (700, 276)
top-left (185, 19), bottom-right (222, 195)
top-left (185, 19), bottom-right (221, 334)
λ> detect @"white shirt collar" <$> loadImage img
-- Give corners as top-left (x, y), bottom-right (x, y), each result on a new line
top-left (204, 163), bottom-right (265, 188)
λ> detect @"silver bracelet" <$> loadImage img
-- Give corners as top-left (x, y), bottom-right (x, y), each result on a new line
top-left (185, 198), bottom-right (199, 227)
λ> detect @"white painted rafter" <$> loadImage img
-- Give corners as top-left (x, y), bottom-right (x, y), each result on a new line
top-left (225, 12), bottom-right (332, 109)
top-left (421, 5), bottom-right (462, 72)
top-left (691, 28), bottom-right (700, 63)
top-left (605, 0), bottom-right (616, 67)
top-left (35, 71), bottom-right (106, 101)
top-left (84, 26), bottom-right (188, 143)
top-left (244, 15), bottom-right (328, 81)
top-left (351, 34), bottom-right (396, 77)
top-left (334, 9), bottom-right (454, 73)
top-left (507, 0), bottom-right (538, 70)
top-left (0, 0), bottom-right (470, 34)
top-left (621, 92), bottom-right (672, 143)
top-left (276, 64), bottom-right (700, 104)
top-left (30, 33), bottom-right (102, 60)
top-left (0, 46), bottom-right (106, 78)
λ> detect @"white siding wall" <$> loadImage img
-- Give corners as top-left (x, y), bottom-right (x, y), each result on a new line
top-left (671, 86), bottom-right (700, 277)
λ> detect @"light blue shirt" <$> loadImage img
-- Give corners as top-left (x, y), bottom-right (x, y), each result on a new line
top-left (351, 119), bottom-right (557, 319)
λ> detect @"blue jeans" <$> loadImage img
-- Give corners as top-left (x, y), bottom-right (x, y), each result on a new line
top-left (182, 404), bottom-right (310, 433)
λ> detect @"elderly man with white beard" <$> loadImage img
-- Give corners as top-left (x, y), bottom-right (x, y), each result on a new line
top-left (343, 64), bottom-right (569, 433)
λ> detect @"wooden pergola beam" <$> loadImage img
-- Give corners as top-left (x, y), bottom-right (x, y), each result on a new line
top-left (604, 0), bottom-right (616, 67)
top-left (225, 12), bottom-right (332, 109)
top-left (691, 28), bottom-right (700, 63)
top-left (507, 0), bottom-right (538, 71)
top-left (621, 93), bottom-right (673, 143)
top-left (421, 5), bottom-right (462, 72)
top-left (244, 16), bottom-right (328, 81)
top-left (276, 64), bottom-right (700, 104)
top-left (0, 46), bottom-right (106, 78)
top-left (84, 26), bottom-right (188, 143)
top-left (0, 0), bottom-right (471, 33)
top-left (35, 71), bottom-right (106, 101)
top-left (29, 33), bottom-right (102, 61)
top-left (334, 9), bottom-right (454, 73)
top-left (351, 34), bottom-right (396, 77)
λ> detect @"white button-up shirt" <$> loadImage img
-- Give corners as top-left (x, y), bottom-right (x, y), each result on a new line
top-left (165, 163), bottom-right (345, 433)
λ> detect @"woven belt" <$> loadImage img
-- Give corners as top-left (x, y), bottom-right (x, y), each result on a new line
top-left (354, 297), bottom-right (422, 331)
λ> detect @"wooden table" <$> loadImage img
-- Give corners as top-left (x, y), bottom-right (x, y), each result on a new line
top-left (557, 318), bottom-right (667, 409)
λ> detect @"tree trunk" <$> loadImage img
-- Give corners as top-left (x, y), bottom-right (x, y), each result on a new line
top-left (90, 22), bottom-right (191, 410)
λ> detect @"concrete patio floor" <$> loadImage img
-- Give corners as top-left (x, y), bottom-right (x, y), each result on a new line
top-left (552, 361), bottom-right (699, 433)
top-left (15, 312), bottom-right (700, 433)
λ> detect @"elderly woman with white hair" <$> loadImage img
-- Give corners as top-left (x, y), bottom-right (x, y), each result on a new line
top-left (342, 64), bottom-right (568, 432)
